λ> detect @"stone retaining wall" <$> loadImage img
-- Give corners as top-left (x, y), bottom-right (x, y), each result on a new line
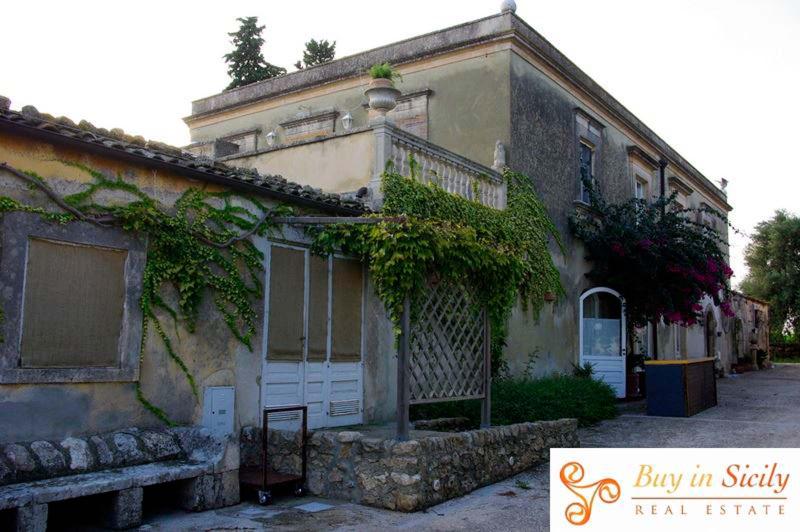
top-left (411, 417), bottom-right (472, 432)
top-left (306, 418), bottom-right (577, 511)
top-left (240, 426), bottom-right (303, 476)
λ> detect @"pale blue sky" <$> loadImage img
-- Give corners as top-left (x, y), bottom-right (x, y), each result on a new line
top-left (2, 0), bottom-right (798, 283)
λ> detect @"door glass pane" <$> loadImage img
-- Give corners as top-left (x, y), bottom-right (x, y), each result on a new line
top-left (331, 259), bottom-right (363, 362)
top-left (307, 255), bottom-right (329, 361)
top-left (582, 292), bottom-right (621, 357)
top-left (267, 247), bottom-right (305, 361)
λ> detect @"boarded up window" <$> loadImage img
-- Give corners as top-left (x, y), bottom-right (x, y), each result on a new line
top-left (20, 238), bottom-right (126, 368)
top-left (331, 259), bottom-right (362, 362)
top-left (307, 255), bottom-right (329, 362)
top-left (267, 247), bottom-right (305, 361)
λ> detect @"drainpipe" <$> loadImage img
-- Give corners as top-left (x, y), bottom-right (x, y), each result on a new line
top-left (652, 158), bottom-right (669, 358)
top-left (659, 158), bottom-right (668, 213)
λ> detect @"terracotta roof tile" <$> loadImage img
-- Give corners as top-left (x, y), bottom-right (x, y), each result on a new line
top-left (0, 103), bottom-right (368, 214)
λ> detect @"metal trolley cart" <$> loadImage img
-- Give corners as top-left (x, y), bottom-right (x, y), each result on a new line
top-left (239, 405), bottom-right (308, 504)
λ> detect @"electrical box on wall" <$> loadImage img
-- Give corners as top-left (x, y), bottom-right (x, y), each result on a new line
top-left (202, 386), bottom-right (235, 437)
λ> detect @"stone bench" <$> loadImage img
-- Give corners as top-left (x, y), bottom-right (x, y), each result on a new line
top-left (0, 427), bottom-right (239, 531)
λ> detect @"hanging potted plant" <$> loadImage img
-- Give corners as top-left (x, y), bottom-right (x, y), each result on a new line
top-left (365, 62), bottom-right (402, 114)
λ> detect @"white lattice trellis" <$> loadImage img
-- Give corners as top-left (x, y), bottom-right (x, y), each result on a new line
top-left (408, 280), bottom-right (488, 404)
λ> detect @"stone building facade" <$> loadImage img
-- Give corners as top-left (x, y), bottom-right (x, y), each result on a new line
top-left (0, 101), bottom-right (391, 446)
top-left (185, 7), bottom-right (743, 404)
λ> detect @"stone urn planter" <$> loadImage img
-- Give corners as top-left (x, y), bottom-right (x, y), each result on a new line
top-left (365, 78), bottom-right (401, 114)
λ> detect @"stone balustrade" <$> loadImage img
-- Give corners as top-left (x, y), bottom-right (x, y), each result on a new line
top-left (370, 122), bottom-right (507, 210)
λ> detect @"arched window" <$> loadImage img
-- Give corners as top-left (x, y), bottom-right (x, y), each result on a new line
top-left (580, 288), bottom-right (625, 358)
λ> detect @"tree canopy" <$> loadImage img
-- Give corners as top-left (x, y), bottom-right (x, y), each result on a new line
top-left (224, 16), bottom-right (286, 90)
top-left (571, 181), bottom-right (733, 329)
top-left (294, 38), bottom-right (336, 69)
top-left (740, 210), bottom-right (800, 341)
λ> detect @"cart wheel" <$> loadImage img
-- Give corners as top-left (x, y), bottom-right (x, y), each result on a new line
top-left (294, 485), bottom-right (305, 497)
top-left (258, 490), bottom-right (272, 505)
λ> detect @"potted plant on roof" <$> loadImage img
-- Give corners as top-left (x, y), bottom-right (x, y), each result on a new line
top-left (365, 62), bottom-right (402, 115)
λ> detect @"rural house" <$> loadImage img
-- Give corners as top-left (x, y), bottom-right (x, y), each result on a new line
top-left (185, 4), bottom-right (744, 402)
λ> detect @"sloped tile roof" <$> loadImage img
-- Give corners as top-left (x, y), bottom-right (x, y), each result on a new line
top-left (0, 103), bottom-right (367, 214)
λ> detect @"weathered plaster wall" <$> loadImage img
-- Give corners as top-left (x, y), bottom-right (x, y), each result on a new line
top-left (229, 129), bottom-right (375, 193)
top-left (502, 53), bottom-right (630, 376)
top-left (189, 51), bottom-right (511, 174)
top-left (0, 134), bottom-right (259, 443)
top-left (0, 133), bottom-right (395, 444)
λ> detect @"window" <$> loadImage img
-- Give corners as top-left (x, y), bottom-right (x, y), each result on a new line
top-left (634, 177), bottom-right (648, 200)
top-left (575, 109), bottom-right (603, 204)
top-left (579, 142), bottom-right (594, 203)
top-left (668, 176), bottom-right (693, 213)
top-left (699, 202), bottom-right (719, 231)
top-left (331, 258), bottom-right (363, 362)
top-left (0, 212), bottom-right (145, 383)
top-left (20, 239), bottom-right (126, 369)
top-left (581, 291), bottom-right (623, 357)
top-left (267, 246), bottom-right (306, 361)
top-left (627, 147), bottom-right (658, 203)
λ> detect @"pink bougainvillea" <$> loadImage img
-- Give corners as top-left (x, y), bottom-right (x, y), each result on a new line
top-left (571, 178), bottom-right (733, 328)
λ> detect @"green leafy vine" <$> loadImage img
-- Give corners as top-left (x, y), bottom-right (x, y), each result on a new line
top-left (0, 162), bottom-right (291, 425)
top-left (311, 162), bottom-right (563, 370)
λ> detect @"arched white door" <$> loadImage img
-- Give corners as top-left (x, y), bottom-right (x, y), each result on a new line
top-left (579, 287), bottom-right (626, 398)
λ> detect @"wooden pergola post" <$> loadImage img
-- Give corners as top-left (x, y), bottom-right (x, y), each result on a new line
top-left (396, 296), bottom-right (411, 441)
top-left (481, 313), bottom-right (492, 428)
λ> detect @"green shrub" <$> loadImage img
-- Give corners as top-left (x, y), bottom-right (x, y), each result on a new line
top-left (410, 375), bottom-right (617, 428)
top-left (368, 62), bottom-right (401, 81)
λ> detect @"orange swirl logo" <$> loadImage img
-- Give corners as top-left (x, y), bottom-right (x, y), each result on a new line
top-left (559, 461), bottom-right (621, 525)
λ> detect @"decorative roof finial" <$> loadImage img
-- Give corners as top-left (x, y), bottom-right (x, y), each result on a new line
top-left (501, 0), bottom-right (517, 13)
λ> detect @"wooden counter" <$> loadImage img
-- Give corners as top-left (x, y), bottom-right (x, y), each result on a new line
top-left (645, 357), bottom-right (717, 417)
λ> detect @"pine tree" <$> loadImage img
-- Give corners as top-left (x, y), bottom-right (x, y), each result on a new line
top-left (223, 17), bottom-right (286, 90)
top-left (296, 38), bottom-right (336, 69)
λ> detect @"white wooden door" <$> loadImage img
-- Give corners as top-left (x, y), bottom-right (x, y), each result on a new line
top-left (579, 287), bottom-right (626, 398)
top-left (261, 244), bottom-right (364, 429)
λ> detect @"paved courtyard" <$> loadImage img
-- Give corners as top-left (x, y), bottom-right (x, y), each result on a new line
top-left (138, 365), bottom-right (800, 531)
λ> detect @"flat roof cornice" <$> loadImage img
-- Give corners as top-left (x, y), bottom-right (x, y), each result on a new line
top-left (188, 14), bottom-right (514, 119)
top-left (188, 11), bottom-right (730, 210)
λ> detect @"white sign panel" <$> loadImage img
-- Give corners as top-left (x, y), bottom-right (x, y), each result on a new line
top-left (551, 448), bottom-right (797, 531)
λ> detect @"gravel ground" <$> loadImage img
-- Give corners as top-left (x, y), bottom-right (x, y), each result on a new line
top-left (139, 364), bottom-right (800, 531)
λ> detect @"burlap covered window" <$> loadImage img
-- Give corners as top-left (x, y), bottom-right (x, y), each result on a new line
top-left (331, 259), bottom-right (363, 362)
top-left (267, 247), bottom-right (305, 361)
top-left (20, 238), bottom-right (127, 368)
top-left (307, 255), bottom-right (329, 362)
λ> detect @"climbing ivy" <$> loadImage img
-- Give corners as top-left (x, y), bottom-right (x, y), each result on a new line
top-left (311, 164), bottom-right (563, 369)
top-left (0, 162), bottom-right (291, 425)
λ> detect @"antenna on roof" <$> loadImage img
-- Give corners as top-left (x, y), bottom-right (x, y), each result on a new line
top-left (501, 0), bottom-right (517, 13)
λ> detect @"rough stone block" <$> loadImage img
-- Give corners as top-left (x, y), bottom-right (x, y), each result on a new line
top-left (4, 445), bottom-right (35, 474)
top-left (60, 438), bottom-right (94, 472)
top-left (15, 503), bottom-right (47, 532)
top-left (0, 456), bottom-right (15, 485)
top-left (90, 436), bottom-right (114, 467)
top-left (103, 487), bottom-right (143, 530)
top-left (30, 442), bottom-right (66, 475)
top-left (178, 471), bottom-right (239, 512)
top-left (139, 431), bottom-right (182, 461)
top-left (112, 433), bottom-right (146, 464)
